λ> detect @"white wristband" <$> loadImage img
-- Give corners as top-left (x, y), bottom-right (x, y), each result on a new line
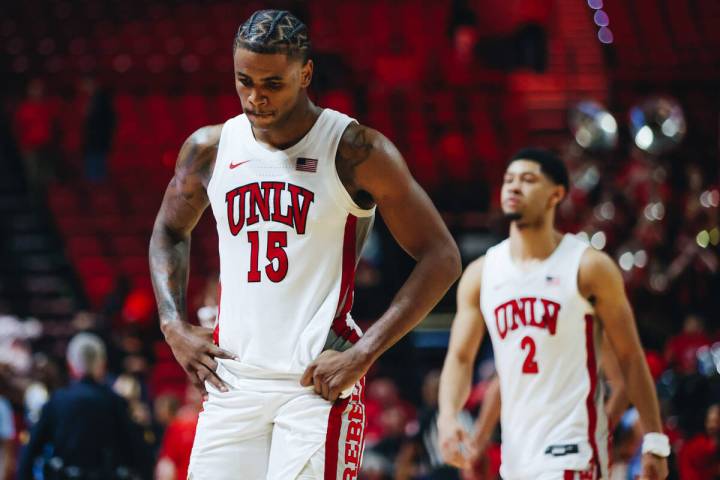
top-left (641, 432), bottom-right (670, 457)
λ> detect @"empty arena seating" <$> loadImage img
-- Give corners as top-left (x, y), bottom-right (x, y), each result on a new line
top-left (5, 0), bottom-right (719, 316)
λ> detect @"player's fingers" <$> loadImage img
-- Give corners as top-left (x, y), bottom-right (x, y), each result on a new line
top-left (195, 326), bottom-right (215, 337)
top-left (440, 439), bottom-right (460, 463)
top-left (328, 384), bottom-right (340, 403)
top-left (458, 431), bottom-right (473, 453)
top-left (640, 462), bottom-right (658, 480)
top-left (440, 448), bottom-right (459, 467)
top-left (312, 370), bottom-right (323, 395)
top-left (194, 362), bottom-right (228, 393)
top-left (204, 372), bottom-right (228, 393)
top-left (444, 431), bottom-right (470, 468)
top-left (320, 379), bottom-right (330, 400)
top-left (208, 345), bottom-right (237, 360)
top-left (188, 371), bottom-right (207, 397)
top-left (198, 353), bottom-right (218, 372)
top-left (300, 364), bottom-right (315, 387)
top-left (446, 451), bottom-right (466, 469)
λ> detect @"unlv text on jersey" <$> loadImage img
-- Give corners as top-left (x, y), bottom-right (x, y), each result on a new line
top-left (493, 297), bottom-right (562, 340)
top-left (225, 182), bottom-right (315, 235)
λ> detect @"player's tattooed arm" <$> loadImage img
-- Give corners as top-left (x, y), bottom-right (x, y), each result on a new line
top-left (347, 124), bottom-right (461, 361)
top-left (305, 124), bottom-right (461, 402)
top-left (150, 125), bottom-right (219, 325)
top-left (335, 123), bottom-right (376, 210)
top-left (150, 125), bottom-right (235, 394)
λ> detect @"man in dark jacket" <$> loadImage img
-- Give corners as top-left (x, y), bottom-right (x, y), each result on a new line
top-left (18, 333), bottom-right (145, 480)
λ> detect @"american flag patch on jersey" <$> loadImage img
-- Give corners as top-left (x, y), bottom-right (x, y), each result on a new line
top-left (546, 275), bottom-right (561, 285)
top-left (296, 157), bottom-right (318, 172)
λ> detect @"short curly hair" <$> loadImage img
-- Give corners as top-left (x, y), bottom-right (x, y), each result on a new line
top-left (234, 10), bottom-right (311, 63)
top-left (509, 147), bottom-right (569, 192)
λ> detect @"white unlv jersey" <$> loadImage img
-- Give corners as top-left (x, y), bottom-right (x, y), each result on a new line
top-left (480, 234), bottom-right (609, 480)
top-left (206, 109), bottom-right (375, 379)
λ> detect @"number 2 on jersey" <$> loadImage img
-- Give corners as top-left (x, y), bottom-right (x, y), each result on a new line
top-left (520, 336), bottom-right (539, 374)
top-left (247, 231), bottom-right (288, 282)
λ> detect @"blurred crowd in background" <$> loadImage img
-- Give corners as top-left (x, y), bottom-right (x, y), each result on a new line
top-left (1, 0), bottom-right (719, 478)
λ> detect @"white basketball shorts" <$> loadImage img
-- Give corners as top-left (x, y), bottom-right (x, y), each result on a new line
top-left (187, 362), bottom-right (366, 480)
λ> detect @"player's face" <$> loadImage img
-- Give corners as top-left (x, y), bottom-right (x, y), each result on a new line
top-left (501, 160), bottom-right (563, 224)
top-left (233, 48), bottom-right (313, 129)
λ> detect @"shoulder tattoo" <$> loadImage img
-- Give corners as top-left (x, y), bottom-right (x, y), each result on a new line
top-left (336, 124), bottom-right (374, 189)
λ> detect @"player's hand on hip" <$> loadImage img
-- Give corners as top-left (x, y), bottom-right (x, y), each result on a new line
top-left (163, 322), bottom-right (237, 396)
top-left (638, 453), bottom-right (668, 480)
top-left (437, 416), bottom-right (471, 470)
top-left (466, 431), bottom-right (490, 467)
top-left (300, 349), bottom-right (367, 402)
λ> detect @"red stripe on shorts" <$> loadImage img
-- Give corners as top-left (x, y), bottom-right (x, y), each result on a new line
top-left (324, 396), bottom-right (350, 480)
top-left (356, 378), bottom-right (368, 469)
top-left (564, 471), bottom-right (574, 480)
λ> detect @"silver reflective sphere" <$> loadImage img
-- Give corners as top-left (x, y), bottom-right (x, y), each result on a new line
top-left (569, 100), bottom-right (618, 152)
top-left (629, 97), bottom-right (686, 154)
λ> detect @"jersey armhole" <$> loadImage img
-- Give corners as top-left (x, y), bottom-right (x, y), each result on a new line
top-left (478, 252), bottom-right (493, 313)
top-left (206, 118), bottom-right (233, 200)
top-left (326, 120), bottom-right (376, 218)
top-left (574, 243), bottom-right (596, 314)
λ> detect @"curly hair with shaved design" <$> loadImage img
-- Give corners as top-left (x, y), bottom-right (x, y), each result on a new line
top-left (233, 10), bottom-right (311, 63)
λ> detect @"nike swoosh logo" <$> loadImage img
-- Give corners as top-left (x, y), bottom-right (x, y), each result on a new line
top-left (229, 160), bottom-right (251, 169)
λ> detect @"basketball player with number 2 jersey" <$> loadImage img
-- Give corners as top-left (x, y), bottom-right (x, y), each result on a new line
top-left (149, 10), bottom-right (460, 480)
top-left (437, 149), bottom-right (669, 480)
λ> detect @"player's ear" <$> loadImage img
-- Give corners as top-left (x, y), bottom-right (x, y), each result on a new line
top-left (549, 185), bottom-right (565, 208)
top-left (299, 59), bottom-right (313, 88)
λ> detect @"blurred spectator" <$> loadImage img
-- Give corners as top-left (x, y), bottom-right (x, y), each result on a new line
top-left (678, 404), bottom-right (720, 480)
top-left (113, 374), bottom-right (156, 479)
top-left (361, 377), bottom-right (418, 479)
top-left (120, 285), bottom-right (155, 330)
top-left (101, 277), bottom-right (131, 322)
top-left (0, 394), bottom-right (14, 480)
top-left (155, 385), bottom-right (201, 480)
top-left (113, 374), bottom-right (152, 430)
top-left (448, 0), bottom-right (477, 36)
top-left (153, 394), bottom-right (180, 435)
top-left (364, 378), bottom-right (416, 446)
top-left (401, 370), bottom-right (474, 480)
top-left (665, 314), bottom-right (711, 374)
top-left (17, 333), bottom-right (145, 480)
top-left (81, 78), bottom-right (116, 182)
top-left (13, 79), bottom-right (58, 199)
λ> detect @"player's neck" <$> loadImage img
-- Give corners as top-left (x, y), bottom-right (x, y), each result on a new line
top-left (509, 222), bottom-right (563, 262)
top-left (251, 97), bottom-right (321, 151)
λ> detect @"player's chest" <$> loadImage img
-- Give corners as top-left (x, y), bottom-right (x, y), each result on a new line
top-left (210, 170), bottom-right (342, 241)
top-left (482, 275), bottom-right (577, 342)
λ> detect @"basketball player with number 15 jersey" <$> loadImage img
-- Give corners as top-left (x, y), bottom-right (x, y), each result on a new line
top-left (437, 149), bottom-right (669, 480)
top-left (150, 10), bottom-right (461, 480)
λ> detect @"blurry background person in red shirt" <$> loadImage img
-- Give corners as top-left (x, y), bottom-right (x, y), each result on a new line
top-left (12, 79), bottom-right (58, 201)
top-left (155, 384), bottom-right (202, 480)
top-left (679, 404), bottom-right (720, 480)
top-left (665, 313), bottom-right (711, 375)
